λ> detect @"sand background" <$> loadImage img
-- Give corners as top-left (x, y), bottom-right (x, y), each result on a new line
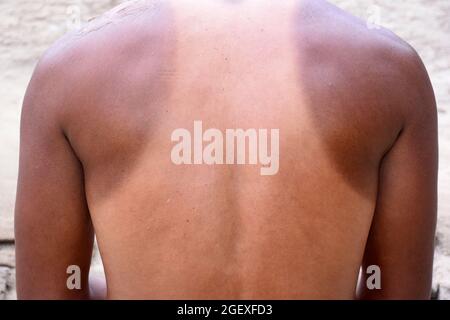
top-left (0, 0), bottom-right (449, 299)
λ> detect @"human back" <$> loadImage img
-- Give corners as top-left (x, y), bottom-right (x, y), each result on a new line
top-left (15, 0), bottom-right (438, 300)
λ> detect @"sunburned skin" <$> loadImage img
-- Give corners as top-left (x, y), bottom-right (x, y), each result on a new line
top-left (15, 0), bottom-right (438, 299)
top-left (77, 0), bottom-right (156, 36)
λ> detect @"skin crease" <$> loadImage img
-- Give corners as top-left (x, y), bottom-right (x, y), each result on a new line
top-left (15, 0), bottom-right (438, 299)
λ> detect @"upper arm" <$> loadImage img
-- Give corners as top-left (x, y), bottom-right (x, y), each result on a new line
top-left (15, 56), bottom-right (94, 299)
top-left (357, 48), bottom-right (438, 299)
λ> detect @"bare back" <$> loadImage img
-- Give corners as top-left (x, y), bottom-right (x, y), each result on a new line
top-left (15, 0), bottom-right (438, 299)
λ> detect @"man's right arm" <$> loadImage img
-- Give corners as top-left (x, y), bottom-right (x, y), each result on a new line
top-left (357, 47), bottom-right (438, 299)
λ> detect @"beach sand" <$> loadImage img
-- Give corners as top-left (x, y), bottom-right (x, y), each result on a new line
top-left (0, 0), bottom-right (449, 299)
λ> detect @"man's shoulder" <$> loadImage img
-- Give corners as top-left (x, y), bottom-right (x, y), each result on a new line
top-left (297, 0), bottom-right (431, 117)
top-left (34, 0), bottom-right (171, 89)
top-left (298, 0), bottom-right (420, 72)
top-left (27, 0), bottom-right (173, 119)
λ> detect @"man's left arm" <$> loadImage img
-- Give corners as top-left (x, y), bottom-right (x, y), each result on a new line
top-left (15, 56), bottom-right (100, 299)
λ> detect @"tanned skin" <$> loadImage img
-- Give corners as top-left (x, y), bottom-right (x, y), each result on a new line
top-left (15, 0), bottom-right (438, 299)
